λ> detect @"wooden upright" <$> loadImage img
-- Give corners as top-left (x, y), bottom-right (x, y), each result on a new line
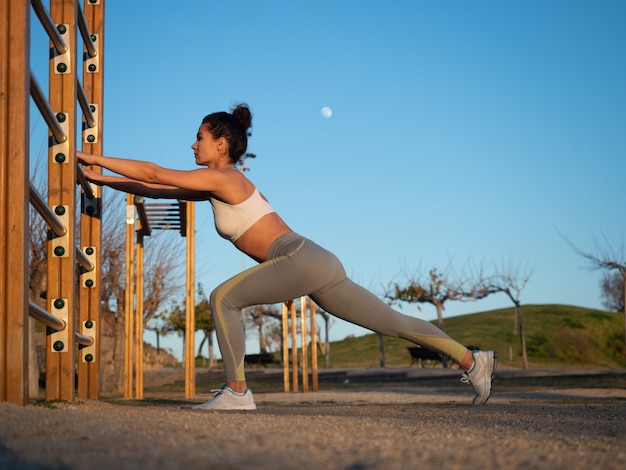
top-left (185, 201), bottom-right (196, 399)
top-left (77, 0), bottom-right (105, 400)
top-left (45, 0), bottom-right (78, 402)
top-left (0, 0), bottom-right (30, 406)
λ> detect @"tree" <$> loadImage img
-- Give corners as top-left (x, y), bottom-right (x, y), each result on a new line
top-left (156, 284), bottom-right (217, 366)
top-left (389, 262), bottom-right (498, 367)
top-left (389, 263), bottom-right (497, 332)
top-left (194, 285), bottom-right (216, 367)
top-left (564, 233), bottom-right (626, 349)
top-left (600, 271), bottom-right (625, 312)
top-left (492, 262), bottom-right (534, 369)
top-left (245, 304), bottom-right (281, 353)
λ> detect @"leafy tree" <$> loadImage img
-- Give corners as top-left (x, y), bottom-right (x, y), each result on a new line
top-left (155, 284), bottom-right (217, 366)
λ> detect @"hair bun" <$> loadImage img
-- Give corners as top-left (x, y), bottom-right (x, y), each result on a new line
top-left (231, 103), bottom-right (252, 130)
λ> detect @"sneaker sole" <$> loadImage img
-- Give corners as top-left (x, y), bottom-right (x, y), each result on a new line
top-left (183, 403), bottom-right (257, 411)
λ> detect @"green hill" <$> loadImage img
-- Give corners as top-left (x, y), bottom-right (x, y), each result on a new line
top-left (323, 304), bottom-right (626, 369)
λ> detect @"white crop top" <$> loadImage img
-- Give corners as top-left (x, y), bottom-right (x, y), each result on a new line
top-left (209, 188), bottom-right (276, 242)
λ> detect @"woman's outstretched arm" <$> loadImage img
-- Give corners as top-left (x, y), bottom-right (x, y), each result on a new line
top-left (82, 168), bottom-right (212, 201)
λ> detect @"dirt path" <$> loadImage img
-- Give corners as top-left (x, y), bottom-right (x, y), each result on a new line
top-left (1, 384), bottom-right (625, 470)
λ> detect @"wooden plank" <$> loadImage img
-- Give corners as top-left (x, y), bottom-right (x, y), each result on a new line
top-left (0, 0), bottom-right (30, 405)
top-left (300, 296), bottom-right (308, 392)
top-left (77, 0), bottom-right (104, 400)
top-left (281, 302), bottom-right (289, 392)
top-left (124, 195), bottom-right (135, 398)
top-left (185, 201), bottom-right (196, 398)
top-left (135, 233), bottom-right (144, 399)
top-left (45, 0), bottom-right (78, 402)
top-left (290, 301), bottom-right (298, 392)
top-left (310, 298), bottom-right (318, 392)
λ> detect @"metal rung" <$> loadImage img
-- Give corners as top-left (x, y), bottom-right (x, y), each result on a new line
top-left (29, 302), bottom-right (66, 331)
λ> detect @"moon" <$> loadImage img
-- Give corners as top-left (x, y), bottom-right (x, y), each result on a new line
top-left (321, 106), bottom-right (333, 118)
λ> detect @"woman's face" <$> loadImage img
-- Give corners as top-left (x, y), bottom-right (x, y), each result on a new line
top-left (191, 125), bottom-right (222, 167)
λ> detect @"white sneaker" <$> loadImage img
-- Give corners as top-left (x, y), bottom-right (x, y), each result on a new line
top-left (191, 385), bottom-right (257, 411)
top-left (461, 350), bottom-right (497, 405)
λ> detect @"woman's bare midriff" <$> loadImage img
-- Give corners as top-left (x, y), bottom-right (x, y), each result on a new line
top-left (233, 212), bottom-right (292, 262)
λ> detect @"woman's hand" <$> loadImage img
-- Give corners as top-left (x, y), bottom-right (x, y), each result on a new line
top-left (76, 151), bottom-right (98, 166)
top-left (82, 168), bottom-right (104, 185)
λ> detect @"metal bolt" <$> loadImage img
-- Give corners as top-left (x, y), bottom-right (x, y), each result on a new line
top-left (56, 112), bottom-right (66, 122)
top-left (85, 354), bottom-right (94, 362)
top-left (53, 341), bottom-right (65, 352)
top-left (87, 135), bottom-right (95, 143)
top-left (90, 34), bottom-right (97, 42)
top-left (89, 105), bottom-right (96, 112)
top-left (54, 246), bottom-right (65, 257)
top-left (85, 320), bottom-right (94, 329)
top-left (88, 64), bottom-right (97, 72)
top-left (54, 299), bottom-right (65, 309)
top-left (54, 205), bottom-right (66, 216)
top-left (57, 24), bottom-right (67, 35)
top-left (85, 205), bottom-right (95, 215)
top-left (56, 63), bottom-right (67, 73)
top-left (85, 279), bottom-right (94, 288)
top-left (55, 153), bottom-right (66, 163)
top-left (85, 247), bottom-right (95, 255)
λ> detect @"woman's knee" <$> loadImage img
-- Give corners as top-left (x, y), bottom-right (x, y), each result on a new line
top-left (210, 281), bottom-right (235, 315)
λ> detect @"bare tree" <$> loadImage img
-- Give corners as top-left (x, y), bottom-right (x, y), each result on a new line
top-left (492, 262), bottom-right (535, 369)
top-left (389, 262), bottom-right (498, 367)
top-left (600, 271), bottom-right (624, 312)
top-left (564, 232), bottom-right (626, 348)
top-left (389, 262), bottom-right (498, 332)
top-left (141, 232), bottom-right (185, 326)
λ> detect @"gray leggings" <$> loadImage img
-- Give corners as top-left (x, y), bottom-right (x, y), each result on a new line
top-left (211, 232), bottom-right (467, 381)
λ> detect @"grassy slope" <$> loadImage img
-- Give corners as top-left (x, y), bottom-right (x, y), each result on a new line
top-left (323, 304), bottom-right (626, 369)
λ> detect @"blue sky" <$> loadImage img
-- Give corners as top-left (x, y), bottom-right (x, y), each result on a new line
top-left (30, 1), bottom-right (625, 359)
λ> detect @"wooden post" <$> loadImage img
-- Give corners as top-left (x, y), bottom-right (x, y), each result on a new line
top-left (0, 0), bottom-right (30, 405)
top-left (45, 0), bottom-right (78, 402)
top-left (290, 300), bottom-right (298, 392)
top-left (300, 296), bottom-right (308, 392)
top-left (77, 0), bottom-right (104, 401)
top-left (309, 298), bottom-right (318, 392)
top-left (134, 230), bottom-right (144, 399)
top-left (124, 196), bottom-right (135, 398)
top-left (185, 201), bottom-right (196, 398)
top-left (281, 301), bottom-right (290, 392)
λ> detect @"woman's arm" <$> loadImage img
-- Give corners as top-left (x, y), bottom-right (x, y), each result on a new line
top-left (76, 151), bottom-right (234, 193)
top-left (83, 168), bottom-right (212, 201)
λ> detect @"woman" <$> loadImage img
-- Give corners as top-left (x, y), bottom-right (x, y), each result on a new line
top-left (77, 103), bottom-right (497, 410)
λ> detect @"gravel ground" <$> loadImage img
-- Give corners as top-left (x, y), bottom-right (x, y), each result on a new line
top-left (1, 375), bottom-right (626, 470)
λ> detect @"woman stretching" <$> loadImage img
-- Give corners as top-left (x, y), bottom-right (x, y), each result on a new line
top-left (77, 103), bottom-right (497, 410)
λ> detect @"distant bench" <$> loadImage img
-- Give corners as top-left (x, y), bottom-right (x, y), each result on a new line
top-left (407, 346), bottom-right (479, 368)
top-left (244, 353), bottom-right (277, 367)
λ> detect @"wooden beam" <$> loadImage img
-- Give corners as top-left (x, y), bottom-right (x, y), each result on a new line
top-left (185, 201), bottom-right (196, 398)
top-left (0, 0), bottom-right (30, 406)
top-left (45, 0), bottom-right (78, 402)
top-left (77, 0), bottom-right (105, 400)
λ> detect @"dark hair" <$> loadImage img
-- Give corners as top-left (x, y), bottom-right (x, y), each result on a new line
top-left (201, 103), bottom-right (252, 163)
